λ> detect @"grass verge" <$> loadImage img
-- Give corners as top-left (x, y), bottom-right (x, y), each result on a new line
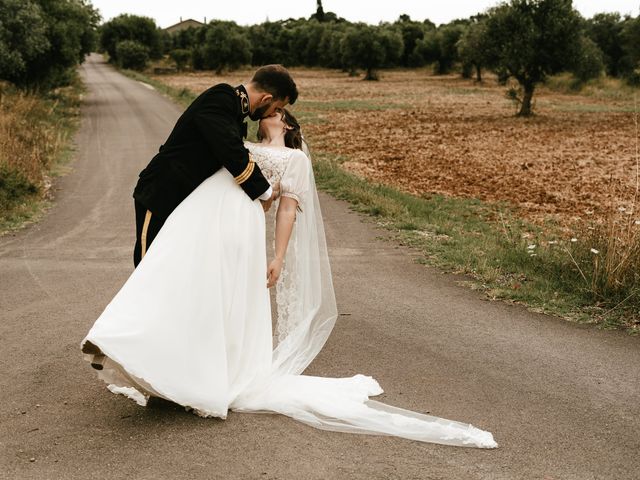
top-left (125, 67), bottom-right (639, 334)
top-left (0, 75), bottom-right (84, 234)
top-left (120, 69), bottom-right (196, 109)
top-left (314, 153), bottom-right (638, 333)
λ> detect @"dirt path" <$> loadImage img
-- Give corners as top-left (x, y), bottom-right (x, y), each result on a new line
top-left (0, 54), bottom-right (638, 480)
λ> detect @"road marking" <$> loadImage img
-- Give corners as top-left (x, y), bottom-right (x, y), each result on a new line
top-left (137, 81), bottom-right (155, 90)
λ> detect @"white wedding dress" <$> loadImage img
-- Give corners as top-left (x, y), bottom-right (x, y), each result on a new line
top-left (81, 141), bottom-right (497, 448)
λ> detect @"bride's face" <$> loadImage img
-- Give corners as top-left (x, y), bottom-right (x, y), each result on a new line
top-left (260, 108), bottom-right (285, 128)
top-left (258, 108), bottom-right (289, 138)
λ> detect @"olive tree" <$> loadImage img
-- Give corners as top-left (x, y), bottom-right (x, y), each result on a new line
top-left (457, 19), bottom-right (491, 81)
top-left (483, 0), bottom-right (584, 116)
top-left (621, 15), bottom-right (640, 84)
top-left (393, 15), bottom-right (431, 67)
top-left (340, 24), bottom-right (403, 80)
top-left (198, 21), bottom-right (251, 74)
top-left (585, 13), bottom-right (627, 77)
top-left (413, 22), bottom-right (466, 74)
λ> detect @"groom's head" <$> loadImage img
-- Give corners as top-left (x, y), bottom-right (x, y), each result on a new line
top-left (247, 65), bottom-right (298, 121)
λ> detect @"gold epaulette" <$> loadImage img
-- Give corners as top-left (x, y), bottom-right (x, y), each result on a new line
top-left (235, 155), bottom-right (255, 185)
top-left (235, 88), bottom-right (250, 115)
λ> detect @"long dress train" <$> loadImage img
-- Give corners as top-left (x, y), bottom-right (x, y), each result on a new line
top-left (81, 142), bottom-right (497, 448)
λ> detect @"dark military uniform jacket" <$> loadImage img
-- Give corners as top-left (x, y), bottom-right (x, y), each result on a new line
top-left (133, 84), bottom-right (270, 219)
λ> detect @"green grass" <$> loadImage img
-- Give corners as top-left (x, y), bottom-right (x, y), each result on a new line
top-left (546, 102), bottom-right (639, 113)
top-left (290, 110), bottom-right (327, 125)
top-left (543, 72), bottom-right (640, 102)
top-left (0, 166), bottom-right (41, 231)
top-left (443, 86), bottom-right (486, 95)
top-left (121, 68), bottom-right (197, 108)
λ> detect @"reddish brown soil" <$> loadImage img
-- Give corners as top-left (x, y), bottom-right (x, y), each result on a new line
top-left (154, 68), bottom-right (639, 227)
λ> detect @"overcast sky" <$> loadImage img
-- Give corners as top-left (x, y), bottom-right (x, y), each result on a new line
top-left (91, 0), bottom-right (640, 28)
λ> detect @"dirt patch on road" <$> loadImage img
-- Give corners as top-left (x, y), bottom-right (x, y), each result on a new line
top-left (154, 69), bottom-right (639, 227)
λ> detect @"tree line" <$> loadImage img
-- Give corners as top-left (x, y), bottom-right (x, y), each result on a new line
top-left (0, 0), bottom-right (99, 91)
top-left (1, 0), bottom-right (640, 115)
top-left (99, 1), bottom-right (640, 116)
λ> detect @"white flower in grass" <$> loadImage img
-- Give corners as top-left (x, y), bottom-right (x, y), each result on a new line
top-left (529, 253), bottom-right (537, 257)
top-left (571, 238), bottom-right (578, 242)
top-left (618, 207), bottom-right (626, 212)
top-left (635, 220), bottom-right (640, 225)
top-left (548, 240), bottom-right (558, 245)
top-left (527, 244), bottom-right (536, 250)
top-left (590, 248), bottom-right (599, 254)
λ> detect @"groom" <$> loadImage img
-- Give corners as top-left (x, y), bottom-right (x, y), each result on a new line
top-left (131, 64), bottom-right (298, 266)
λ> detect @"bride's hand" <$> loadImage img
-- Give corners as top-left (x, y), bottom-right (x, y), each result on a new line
top-left (267, 257), bottom-right (283, 288)
top-left (260, 182), bottom-right (281, 213)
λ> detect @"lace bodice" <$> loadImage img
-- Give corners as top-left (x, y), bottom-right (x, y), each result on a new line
top-left (245, 141), bottom-right (310, 204)
top-left (245, 142), bottom-right (293, 185)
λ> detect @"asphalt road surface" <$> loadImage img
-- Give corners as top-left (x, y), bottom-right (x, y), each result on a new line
top-left (1, 54), bottom-right (639, 480)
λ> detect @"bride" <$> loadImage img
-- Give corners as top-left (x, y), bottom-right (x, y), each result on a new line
top-left (81, 108), bottom-right (497, 449)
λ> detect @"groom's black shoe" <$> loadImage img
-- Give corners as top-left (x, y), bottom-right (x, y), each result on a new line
top-left (81, 341), bottom-right (106, 370)
top-left (81, 340), bottom-right (102, 355)
top-left (147, 395), bottom-right (182, 410)
top-left (90, 355), bottom-right (106, 371)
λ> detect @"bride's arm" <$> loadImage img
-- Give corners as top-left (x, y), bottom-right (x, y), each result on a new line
top-left (267, 196), bottom-right (298, 288)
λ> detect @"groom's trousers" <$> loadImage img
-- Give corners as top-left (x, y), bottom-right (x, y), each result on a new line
top-left (133, 200), bottom-right (166, 267)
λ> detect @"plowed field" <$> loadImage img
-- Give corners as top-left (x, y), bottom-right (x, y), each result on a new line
top-left (154, 68), bottom-right (639, 227)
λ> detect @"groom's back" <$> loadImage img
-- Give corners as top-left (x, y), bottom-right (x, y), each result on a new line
top-left (133, 83), bottom-right (241, 219)
top-left (163, 83), bottom-right (236, 148)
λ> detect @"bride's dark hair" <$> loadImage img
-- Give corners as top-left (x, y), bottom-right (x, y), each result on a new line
top-left (281, 109), bottom-right (302, 150)
top-left (257, 108), bottom-right (303, 150)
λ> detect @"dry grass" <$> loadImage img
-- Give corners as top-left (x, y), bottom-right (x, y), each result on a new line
top-left (1, 87), bottom-right (62, 184)
top-left (566, 101), bottom-right (640, 320)
top-left (0, 80), bottom-right (82, 230)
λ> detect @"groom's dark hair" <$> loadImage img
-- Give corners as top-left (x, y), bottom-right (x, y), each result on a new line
top-left (251, 65), bottom-right (298, 105)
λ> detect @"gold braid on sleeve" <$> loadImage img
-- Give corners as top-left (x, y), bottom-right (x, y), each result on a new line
top-left (234, 153), bottom-right (256, 185)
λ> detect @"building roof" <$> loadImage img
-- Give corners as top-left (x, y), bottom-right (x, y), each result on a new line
top-left (165, 18), bottom-right (205, 34)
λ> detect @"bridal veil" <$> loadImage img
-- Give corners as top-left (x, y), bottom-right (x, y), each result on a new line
top-left (234, 139), bottom-right (498, 449)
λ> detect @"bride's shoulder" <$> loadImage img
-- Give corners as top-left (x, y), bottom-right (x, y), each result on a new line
top-left (288, 148), bottom-right (309, 162)
top-left (244, 142), bottom-right (308, 163)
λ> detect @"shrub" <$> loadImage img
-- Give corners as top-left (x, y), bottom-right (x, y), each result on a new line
top-left (0, 165), bottom-right (37, 213)
top-left (100, 14), bottom-right (162, 64)
top-left (571, 36), bottom-right (605, 83)
top-left (0, 79), bottom-right (79, 223)
top-left (169, 49), bottom-right (191, 71)
top-left (0, 0), bottom-right (99, 91)
top-left (116, 40), bottom-right (149, 71)
top-left (199, 21), bottom-right (252, 73)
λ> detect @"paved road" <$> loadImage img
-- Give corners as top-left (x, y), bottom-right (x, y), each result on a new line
top-left (1, 54), bottom-right (639, 480)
